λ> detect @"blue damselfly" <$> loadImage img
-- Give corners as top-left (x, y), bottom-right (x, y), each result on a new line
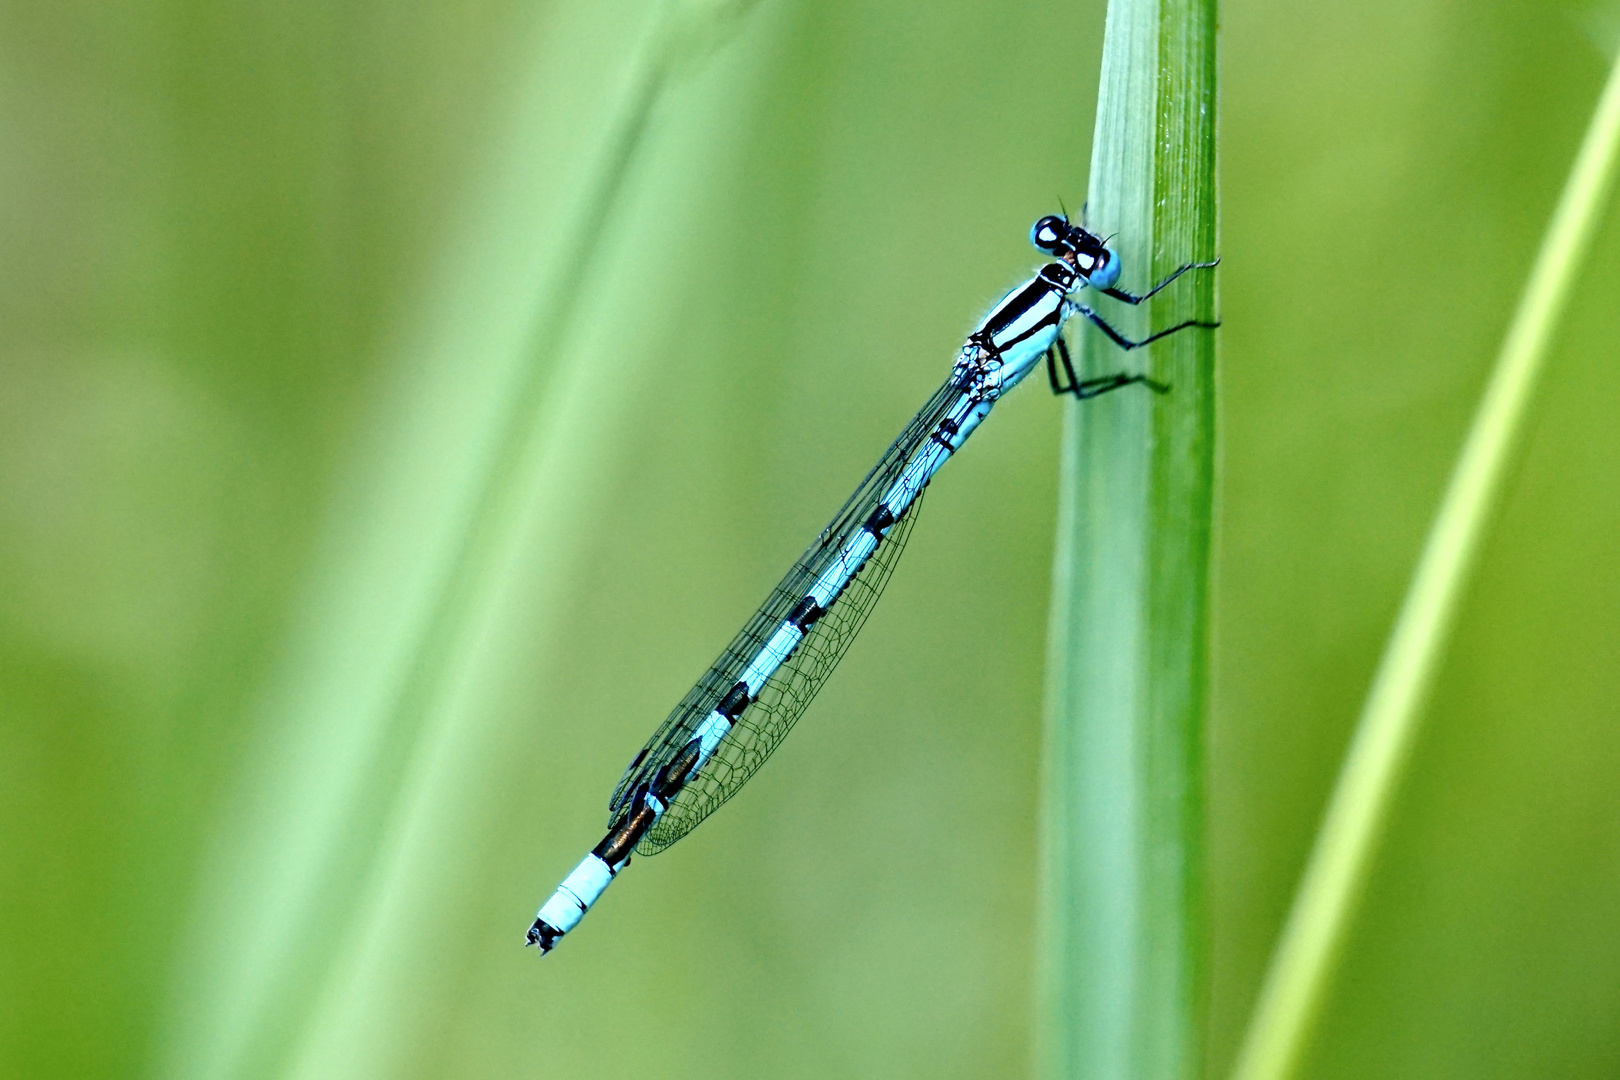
top-left (528, 214), bottom-right (1217, 953)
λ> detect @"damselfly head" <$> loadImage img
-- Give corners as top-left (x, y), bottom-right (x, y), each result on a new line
top-left (1029, 214), bottom-right (1121, 288)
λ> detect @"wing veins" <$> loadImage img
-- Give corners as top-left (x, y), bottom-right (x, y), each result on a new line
top-left (636, 491), bottom-right (924, 853)
top-left (605, 372), bottom-right (963, 836)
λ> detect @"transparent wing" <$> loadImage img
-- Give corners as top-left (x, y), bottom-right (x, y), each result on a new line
top-left (606, 373), bottom-right (964, 848)
top-left (635, 491), bottom-right (923, 853)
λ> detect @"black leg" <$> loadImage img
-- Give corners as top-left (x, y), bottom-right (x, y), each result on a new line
top-left (1046, 333), bottom-right (1170, 400)
top-left (1100, 258), bottom-right (1220, 305)
top-left (1045, 343), bottom-right (1064, 395)
top-left (1069, 373), bottom-right (1170, 399)
top-left (1047, 334), bottom-right (1084, 395)
top-left (1075, 303), bottom-right (1219, 352)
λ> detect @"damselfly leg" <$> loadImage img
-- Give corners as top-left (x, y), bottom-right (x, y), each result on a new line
top-left (1073, 303), bottom-right (1220, 354)
top-left (1099, 258), bottom-right (1221, 305)
top-left (1045, 334), bottom-right (1169, 400)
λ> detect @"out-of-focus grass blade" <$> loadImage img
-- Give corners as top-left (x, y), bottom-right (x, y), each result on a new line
top-left (164, 4), bottom-right (766, 1078)
top-left (1038, 1), bottom-right (1219, 1078)
top-left (1229, 47), bottom-right (1620, 1080)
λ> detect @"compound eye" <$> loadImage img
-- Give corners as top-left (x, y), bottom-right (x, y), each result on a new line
top-left (1089, 248), bottom-right (1121, 289)
top-left (1029, 215), bottom-right (1069, 254)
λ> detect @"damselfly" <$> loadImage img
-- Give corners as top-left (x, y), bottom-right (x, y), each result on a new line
top-left (528, 214), bottom-right (1217, 953)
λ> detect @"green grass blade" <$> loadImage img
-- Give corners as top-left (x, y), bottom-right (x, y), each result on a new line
top-left (164, 8), bottom-right (700, 1077)
top-left (1228, 47), bottom-right (1620, 1080)
top-left (1038, 1), bottom-right (1219, 1078)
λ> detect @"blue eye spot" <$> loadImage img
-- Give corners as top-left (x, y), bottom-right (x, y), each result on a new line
top-left (1091, 250), bottom-right (1121, 289)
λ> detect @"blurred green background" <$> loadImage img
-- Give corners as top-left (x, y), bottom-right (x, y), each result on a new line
top-left (3, 1), bottom-right (1618, 1078)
